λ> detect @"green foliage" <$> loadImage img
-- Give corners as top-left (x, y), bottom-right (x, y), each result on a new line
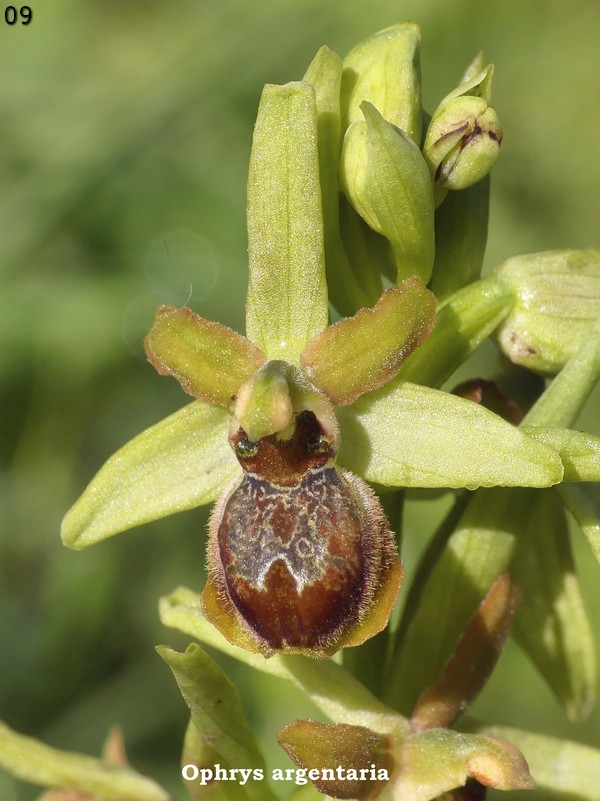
top-left (2, 3), bottom-right (600, 801)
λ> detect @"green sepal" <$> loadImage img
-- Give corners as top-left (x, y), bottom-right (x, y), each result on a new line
top-left (495, 249), bottom-right (600, 375)
top-left (384, 488), bottom-right (537, 712)
top-left (144, 305), bottom-right (265, 406)
top-left (304, 46), bottom-right (381, 316)
top-left (159, 586), bottom-right (407, 738)
top-left (394, 728), bottom-right (534, 798)
top-left (336, 381), bottom-right (563, 490)
top-left (467, 723), bottom-right (600, 799)
top-left (0, 720), bottom-right (169, 801)
top-left (430, 176), bottom-right (489, 300)
top-left (300, 279), bottom-right (436, 405)
top-left (278, 720), bottom-right (394, 801)
top-left (341, 21), bottom-right (422, 143)
top-left (521, 426), bottom-right (600, 481)
top-left (246, 81), bottom-right (328, 361)
top-left (460, 52), bottom-right (486, 88)
top-left (61, 401), bottom-right (240, 548)
top-left (444, 62), bottom-right (495, 105)
top-left (397, 275), bottom-right (514, 387)
top-left (411, 573), bottom-right (520, 731)
top-left (157, 644), bottom-right (276, 801)
top-left (560, 482), bottom-right (600, 564)
top-left (340, 102), bottom-right (435, 283)
top-left (511, 489), bottom-right (597, 721)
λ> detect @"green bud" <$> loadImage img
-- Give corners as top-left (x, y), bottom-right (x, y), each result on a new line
top-left (339, 102), bottom-right (435, 283)
top-left (341, 22), bottom-right (422, 143)
top-left (494, 249), bottom-right (600, 374)
top-left (424, 64), bottom-right (502, 205)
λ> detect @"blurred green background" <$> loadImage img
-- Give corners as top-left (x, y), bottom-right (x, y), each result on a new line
top-left (1, 0), bottom-right (599, 798)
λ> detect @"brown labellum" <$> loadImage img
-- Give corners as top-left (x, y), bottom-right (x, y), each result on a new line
top-left (202, 411), bottom-right (402, 657)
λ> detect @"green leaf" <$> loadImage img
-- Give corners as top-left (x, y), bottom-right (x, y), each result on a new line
top-left (304, 46), bottom-right (381, 316)
top-left (61, 401), bottom-right (240, 548)
top-left (411, 573), bottom-right (520, 731)
top-left (467, 723), bottom-right (600, 800)
top-left (159, 587), bottom-right (406, 737)
top-left (157, 644), bottom-right (276, 801)
top-left (522, 426), bottom-right (600, 481)
top-left (560, 482), bottom-right (600, 564)
top-left (430, 176), bottom-right (489, 300)
top-left (342, 103), bottom-right (435, 283)
top-left (336, 381), bottom-right (563, 489)
top-left (144, 305), bottom-right (265, 406)
top-left (395, 729), bottom-right (534, 799)
top-left (300, 280), bottom-right (436, 405)
top-left (511, 489), bottom-right (596, 721)
top-left (384, 488), bottom-right (537, 712)
top-left (181, 720), bottom-right (251, 801)
top-left (397, 275), bottom-right (513, 387)
top-left (246, 81), bottom-right (328, 361)
top-left (0, 720), bottom-right (169, 801)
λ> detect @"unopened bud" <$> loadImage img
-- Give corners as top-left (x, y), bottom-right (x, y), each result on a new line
top-left (424, 64), bottom-right (502, 205)
top-left (495, 249), bottom-right (600, 374)
top-left (341, 21), bottom-right (422, 143)
top-left (340, 102), bottom-right (434, 283)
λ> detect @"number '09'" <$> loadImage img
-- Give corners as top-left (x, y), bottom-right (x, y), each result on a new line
top-left (5, 6), bottom-right (32, 24)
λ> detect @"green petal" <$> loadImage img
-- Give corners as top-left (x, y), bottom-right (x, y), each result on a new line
top-left (0, 720), bottom-right (169, 801)
top-left (144, 305), bottom-right (265, 406)
top-left (337, 382), bottom-right (563, 488)
top-left (246, 81), bottom-right (328, 361)
top-left (61, 401), bottom-right (240, 549)
top-left (395, 729), bottom-right (534, 798)
top-left (159, 586), bottom-right (406, 737)
top-left (468, 724), bottom-right (600, 799)
top-left (511, 489), bottom-right (596, 721)
top-left (560, 482), bottom-right (600, 564)
top-left (157, 645), bottom-right (276, 801)
top-left (522, 426), bottom-right (600, 481)
top-left (300, 279), bottom-right (436, 405)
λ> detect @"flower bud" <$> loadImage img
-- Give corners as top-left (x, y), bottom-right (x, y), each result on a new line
top-left (494, 249), bottom-right (600, 374)
top-left (341, 22), bottom-right (422, 143)
top-left (278, 720), bottom-right (395, 799)
top-left (423, 64), bottom-right (502, 205)
top-left (339, 102), bottom-right (434, 283)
